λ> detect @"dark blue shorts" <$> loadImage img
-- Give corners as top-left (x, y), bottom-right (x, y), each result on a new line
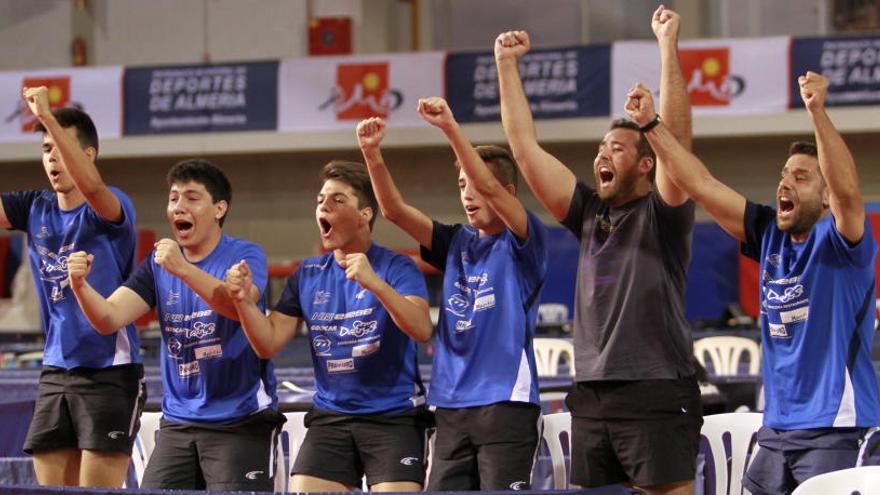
top-left (743, 426), bottom-right (867, 495)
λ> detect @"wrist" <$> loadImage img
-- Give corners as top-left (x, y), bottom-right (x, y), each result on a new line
top-left (639, 114), bottom-right (662, 133)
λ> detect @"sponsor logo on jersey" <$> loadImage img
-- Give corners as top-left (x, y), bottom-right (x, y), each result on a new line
top-left (166, 290), bottom-right (180, 306)
top-left (314, 290), bottom-right (331, 305)
top-left (399, 457), bottom-right (419, 466)
top-left (769, 323), bottom-right (790, 338)
top-left (194, 344), bottom-right (223, 360)
top-left (352, 340), bottom-right (380, 357)
top-left (327, 358), bottom-right (355, 373)
top-left (107, 431), bottom-right (126, 440)
top-left (313, 335), bottom-right (332, 355)
top-left (187, 321), bottom-right (217, 339)
top-left (245, 470), bottom-right (264, 480)
top-left (474, 293), bottom-right (495, 312)
top-left (178, 360), bottom-right (201, 377)
top-left (339, 320), bottom-right (377, 338)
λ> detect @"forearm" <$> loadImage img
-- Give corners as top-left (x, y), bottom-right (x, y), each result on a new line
top-left (658, 38), bottom-right (692, 150)
top-left (644, 124), bottom-right (707, 193)
top-left (497, 58), bottom-right (541, 160)
top-left (361, 147), bottom-right (410, 221)
top-left (442, 123), bottom-right (499, 196)
top-left (71, 282), bottom-right (130, 335)
top-left (369, 281), bottom-right (432, 343)
top-left (176, 264), bottom-right (247, 320)
top-left (233, 299), bottom-right (284, 358)
top-left (39, 115), bottom-right (105, 195)
top-left (811, 109), bottom-right (862, 207)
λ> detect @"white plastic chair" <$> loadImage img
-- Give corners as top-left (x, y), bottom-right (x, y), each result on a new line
top-left (533, 338), bottom-right (575, 377)
top-left (791, 465), bottom-right (880, 494)
top-left (540, 412), bottom-right (571, 489)
top-left (274, 411), bottom-right (308, 493)
top-left (700, 412), bottom-right (763, 495)
top-left (694, 336), bottom-right (761, 376)
top-left (128, 411), bottom-right (162, 488)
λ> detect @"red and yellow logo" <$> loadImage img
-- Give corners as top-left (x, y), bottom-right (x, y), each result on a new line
top-left (320, 62), bottom-right (402, 121)
top-left (20, 77), bottom-right (71, 131)
top-left (680, 48), bottom-right (731, 106)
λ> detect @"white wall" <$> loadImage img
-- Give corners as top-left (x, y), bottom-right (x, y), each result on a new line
top-left (0, 1), bottom-right (72, 70)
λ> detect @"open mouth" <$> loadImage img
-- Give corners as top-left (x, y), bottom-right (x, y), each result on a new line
top-left (465, 205), bottom-right (479, 215)
top-left (778, 196), bottom-right (795, 215)
top-left (318, 218), bottom-right (333, 237)
top-left (598, 167), bottom-right (614, 186)
top-left (49, 170), bottom-right (61, 180)
top-left (174, 220), bottom-right (194, 236)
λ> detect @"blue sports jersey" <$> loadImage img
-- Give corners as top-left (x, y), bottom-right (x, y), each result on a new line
top-left (123, 235), bottom-right (276, 423)
top-left (421, 211), bottom-right (548, 408)
top-left (743, 202), bottom-right (880, 429)
top-left (274, 243), bottom-right (427, 415)
top-left (1, 188), bottom-right (139, 369)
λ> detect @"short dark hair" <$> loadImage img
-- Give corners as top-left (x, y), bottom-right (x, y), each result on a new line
top-left (34, 107), bottom-right (99, 154)
top-left (167, 159), bottom-right (232, 226)
top-left (788, 141), bottom-right (818, 158)
top-left (321, 160), bottom-right (378, 230)
top-left (455, 145), bottom-right (519, 191)
top-left (610, 118), bottom-right (656, 181)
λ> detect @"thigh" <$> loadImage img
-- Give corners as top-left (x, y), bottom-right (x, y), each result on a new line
top-left (788, 429), bottom-right (865, 485)
top-left (608, 414), bottom-right (702, 487)
top-left (196, 415), bottom-right (280, 492)
top-left (472, 403), bottom-right (541, 491)
top-left (354, 418), bottom-right (426, 487)
top-left (65, 365), bottom-right (145, 454)
top-left (292, 422), bottom-right (362, 488)
top-left (24, 368), bottom-right (75, 454)
top-left (743, 438), bottom-right (795, 495)
top-left (426, 409), bottom-right (478, 491)
top-left (141, 423), bottom-right (204, 490)
top-left (570, 415), bottom-right (628, 487)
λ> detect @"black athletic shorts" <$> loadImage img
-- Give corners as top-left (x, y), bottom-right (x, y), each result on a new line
top-left (140, 408), bottom-right (285, 492)
top-left (566, 376), bottom-right (703, 488)
top-left (23, 364), bottom-right (146, 455)
top-left (426, 401), bottom-right (542, 491)
top-left (292, 406), bottom-right (430, 488)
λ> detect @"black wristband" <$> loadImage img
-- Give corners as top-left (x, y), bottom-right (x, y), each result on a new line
top-left (639, 114), bottom-right (661, 133)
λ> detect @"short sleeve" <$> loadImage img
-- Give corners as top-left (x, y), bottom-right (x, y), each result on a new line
top-left (741, 201), bottom-right (776, 261)
top-left (1, 190), bottom-right (41, 232)
top-left (238, 242), bottom-right (269, 298)
top-left (122, 257), bottom-right (157, 307)
top-left (387, 255), bottom-right (429, 300)
top-left (561, 182), bottom-right (592, 239)
top-left (509, 211), bottom-right (549, 296)
top-left (273, 266), bottom-right (303, 317)
top-left (420, 221), bottom-right (462, 272)
top-left (826, 214), bottom-right (878, 268)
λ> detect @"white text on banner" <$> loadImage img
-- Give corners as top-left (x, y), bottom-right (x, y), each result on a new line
top-left (611, 37), bottom-right (791, 117)
top-left (279, 52), bottom-right (446, 131)
top-left (0, 66), bottom-right (124, 143)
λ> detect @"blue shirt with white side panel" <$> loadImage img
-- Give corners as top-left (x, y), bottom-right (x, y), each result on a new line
top-left (123, 235), bottom-right (276, 423)
top-left (742, 201), bottom-right (880, 429)
top-left (274, 243), bottom-right (427, 416)
top-left (1, 188), bottom-right (139, 369)
top-left (420, 210), bottom-right (548, 408)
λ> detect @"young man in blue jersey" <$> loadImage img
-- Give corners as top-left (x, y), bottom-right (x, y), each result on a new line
top-left (496, 7), bottom-right (701, 494)
top-left (66, 159), bottom-right (284, 492)
top-left (356, 96), bottom-right (548, 490)
top-left (625, 72), bottom-right (880, 493)
top-left (0, 87), bottom-right (140, 488)
top-left (226, 160), bottom-right (433, 493)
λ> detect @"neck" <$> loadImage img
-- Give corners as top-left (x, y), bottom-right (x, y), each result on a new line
top-left (478, 218), bottom-right (506, 237)
top-left (183, 228), bottom-right (222, 262)
top-left (333, 232), bottom-right (372, 264)
top-left (56, 188), bottom-right (86, 211)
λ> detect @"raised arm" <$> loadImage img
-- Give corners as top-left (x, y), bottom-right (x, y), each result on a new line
top-left (341, 253), bottom-right (432, 343)
top-left (23, 87), bottom-right (123, 223)
top-left (495, 31), bottom-right (577, 222)
top-left (626, 83), bottom-right (747, 241)
top-left (653, 5), bottom-right (692, 206)
top-left (799, 71), bottom-right (864, 243)
top-left (227, 260), bottom-right (299, 359)
top-left (154, 238), bottom-right (260, 321)
top-left (417, 97), bottom-right (528, 238)
top-left (357, 118), bottom-right (434, 248)
top-left (68, 251), bottom-right (151, 334)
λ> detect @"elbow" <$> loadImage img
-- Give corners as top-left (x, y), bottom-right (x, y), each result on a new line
top-left (254, 346), bottom-right (278, 360)
top-left (413, 322), bottom-right (433, 344)
top-left (381, 206), bottom-right (401, 224)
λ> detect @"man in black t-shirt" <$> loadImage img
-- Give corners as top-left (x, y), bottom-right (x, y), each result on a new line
top-left (495, 6), bottom-right (702, 494)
